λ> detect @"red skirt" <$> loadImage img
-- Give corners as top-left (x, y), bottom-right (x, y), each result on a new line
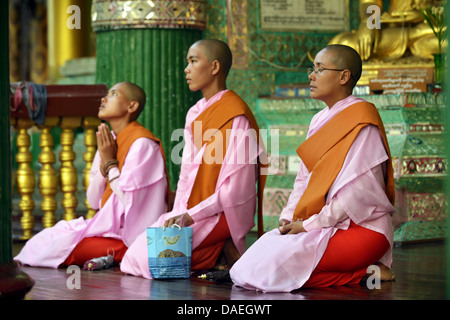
top-left (62, 215), bottom-right (230, 270)
top-left (190, 214), bottom-right (230, 270)
top-left (303, 221), bottom-right (390, 288)
top-left (62, 237), bottom-right (128, 267)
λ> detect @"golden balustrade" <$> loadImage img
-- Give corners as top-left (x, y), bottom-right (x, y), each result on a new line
top-left (15, 118), bottom-right (36, 240)
top-left (38, 117), bottom-right (59, 229)
top-left (10, 84), bottom-right (107, 240)
top-left (59, 116), bottom-right (82, 221)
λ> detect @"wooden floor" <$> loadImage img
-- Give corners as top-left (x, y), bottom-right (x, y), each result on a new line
top-left (13, 241), bottom-right (448, 301)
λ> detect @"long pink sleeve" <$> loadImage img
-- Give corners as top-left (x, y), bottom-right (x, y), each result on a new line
top-left (168, 113), bottom-right (261, 253)
top-left (186, 115), bottom-right (258, 221)
top-left (86, 151), bottom-right (106, 210)
top-left (302, 164), bottom-right (385, 231)
top-left (107, 167), bottom-right (126, 205)
top-left (279, 162), bottom-right (309, 222)
top-left (278, 122), bottom-right (392, 239)
top-left (87, 138), bottom-right (164, 209)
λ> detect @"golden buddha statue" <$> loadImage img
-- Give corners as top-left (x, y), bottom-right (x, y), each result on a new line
top-left (329, 0), bottom-right (442, 61)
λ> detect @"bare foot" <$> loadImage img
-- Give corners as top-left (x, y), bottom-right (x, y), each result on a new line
top-left (215, 239), bottom-right (241, 270)
top-left (222, 238), bottom-right (241, 266)
top-left (375, 262), bottom-right (396, 281)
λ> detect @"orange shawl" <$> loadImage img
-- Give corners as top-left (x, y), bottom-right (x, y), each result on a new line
top-left (188, 91), bottom-right (267, 237)
top-left (293, 101), bottom-right (395, 221)
top-left (101, 121), bottom-right (169, 208)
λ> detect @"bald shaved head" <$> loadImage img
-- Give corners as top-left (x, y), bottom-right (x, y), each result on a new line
top-left (117, 81), bottom-right (146, 119)
top-left (321, 44), bottom-right (362, 88)
top-left (193, 39), bottom-right (233, 77)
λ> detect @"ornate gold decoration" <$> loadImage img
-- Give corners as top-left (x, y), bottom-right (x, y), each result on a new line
top-left (83, 117), bottom-right (100, 219)
top-left (91, 0), bottom-right (207, 31)
top-left (15, 118), bottom-right (36, 240)
top-left (37, 117), bottom-right (59, 228)
top-left (59, 117), bottom-right (82, 221)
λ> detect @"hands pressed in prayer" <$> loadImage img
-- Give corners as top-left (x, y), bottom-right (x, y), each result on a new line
top-left (164, 213), bottom-right (194, 228)
top-left (278, 218), bottom-right (306, 235)
top-left (97, 123), bottom-right (118, 164)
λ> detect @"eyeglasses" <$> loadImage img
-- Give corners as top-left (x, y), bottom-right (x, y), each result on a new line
top-left (307, 66), bottom-right (355, 82)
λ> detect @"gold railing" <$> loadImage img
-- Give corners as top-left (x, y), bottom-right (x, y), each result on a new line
top-left (10, 84), bottom-right (108, 240)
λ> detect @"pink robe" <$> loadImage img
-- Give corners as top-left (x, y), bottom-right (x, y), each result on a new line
top-left (14, 137), bottom-right (168, 268)
top-left (230, 96), bottom-right (395, 292)
top-left (120, 90), bottom-right (264, 278)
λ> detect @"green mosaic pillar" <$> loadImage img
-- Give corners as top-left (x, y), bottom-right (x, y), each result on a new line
top-left (92, 1), bottom-right (205, 189)
top-left (0, 0), bottom-right (34, 298)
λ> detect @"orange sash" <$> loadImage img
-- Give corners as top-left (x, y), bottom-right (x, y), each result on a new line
top-left (188, 91), bottom-right (267, 237)
top-left (100, 121), bottom-right (169, 208)
top-left (293, 102), bottom-right (395, 221)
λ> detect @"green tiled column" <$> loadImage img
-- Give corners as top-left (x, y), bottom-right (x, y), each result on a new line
top-left (92, 0), bottom-right (206, 190)
top-left (95, 29), bottom-right (202, 188)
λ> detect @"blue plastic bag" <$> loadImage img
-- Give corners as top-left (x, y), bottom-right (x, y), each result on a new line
top-left (147, 225), bottom-right (193, 279)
